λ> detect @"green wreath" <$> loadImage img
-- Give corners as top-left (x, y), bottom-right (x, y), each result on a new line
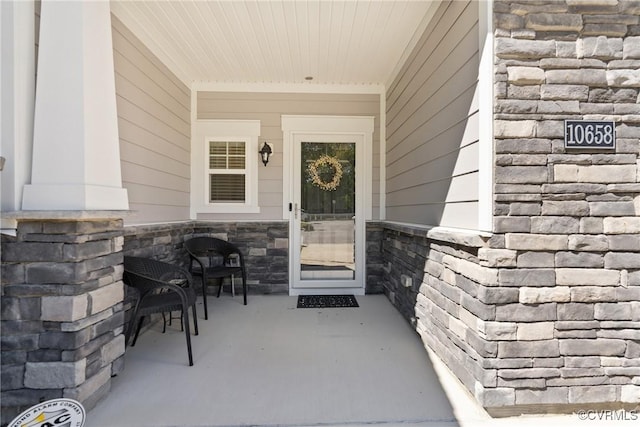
top-left (308, 155), bottom-right (343, 191)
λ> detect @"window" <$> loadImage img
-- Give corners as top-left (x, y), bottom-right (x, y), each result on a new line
top-left (208, 140), bottom-right (246, 203)
top-left (192, 120), bottom-right (261, 214)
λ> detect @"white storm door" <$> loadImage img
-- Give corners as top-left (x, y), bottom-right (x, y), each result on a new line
top-left (290, 133), bottom-right (365, 295)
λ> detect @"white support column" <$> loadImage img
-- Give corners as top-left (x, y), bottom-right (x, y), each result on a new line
top-left (477, 0), bottom-right (494, 232)
top-left (22, 0), bottom-right (128, 210)
top-left (1, 0), bottom-right (35, 216)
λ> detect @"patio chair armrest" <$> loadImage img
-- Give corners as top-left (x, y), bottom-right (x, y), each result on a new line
top-left (127, 270), bottom-right (192, 308)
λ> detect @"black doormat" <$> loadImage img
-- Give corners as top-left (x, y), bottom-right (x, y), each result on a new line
top-left (297, 295), bottom-right (359, 308)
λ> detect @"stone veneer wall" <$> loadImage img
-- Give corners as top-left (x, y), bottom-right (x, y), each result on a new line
top-left (366, 222), bottom-right (385, 294)
top-left (123, 222), bottom-right (194, 267)
top-left (382, 221), bottom-right (639, 416)
top-left (123, 221), bottom-right (290, 294)
top-left (493, 0), bottom-right (640, 413)
top-left (380, 223), bottom-right (499, 396)
top-left (383, 0), bottom-right (640, 416)
top-left (191, 221), bottom-right (289, 293)
top-left (1, 218), bottom-right (126, 426)
top-left (122, 221), bottom-right (385, 295)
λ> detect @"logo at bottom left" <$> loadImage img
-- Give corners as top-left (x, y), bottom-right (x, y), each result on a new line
top-left (9, 398), bottom-right (86, 427)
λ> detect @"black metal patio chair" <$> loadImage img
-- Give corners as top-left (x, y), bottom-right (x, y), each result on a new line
top-left (123, 256), bottom-right (199, 366)
top-left (184, 236), bottom-right (248, 320)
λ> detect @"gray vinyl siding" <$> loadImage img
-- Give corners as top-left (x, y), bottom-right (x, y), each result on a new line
top-left (112, 15), bottom-right (191, 225)
top-left (197, 91), bottom-right (381, 221)
top-left (385, 0), bottom-right (479, 229)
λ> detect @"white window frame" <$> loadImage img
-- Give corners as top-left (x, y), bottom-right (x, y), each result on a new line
top-left (191, 120), bottom-right (261, 215)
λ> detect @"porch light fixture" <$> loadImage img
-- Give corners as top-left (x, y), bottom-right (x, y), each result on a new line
top-left (259, 141), bottom-right (272, 166)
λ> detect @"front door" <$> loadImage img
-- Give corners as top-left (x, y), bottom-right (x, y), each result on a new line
top-left (290, 133), bottom-right (365, 295)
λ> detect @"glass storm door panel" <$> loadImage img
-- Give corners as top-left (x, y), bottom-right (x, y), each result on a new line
top-left (300, 142), bottom-right (355, 280)
top-left (291, 135), bottom-right (364, 292)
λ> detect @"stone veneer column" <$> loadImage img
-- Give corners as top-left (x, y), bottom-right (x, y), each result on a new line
top-left (1, 214), bottom-right (125, 425)
top-left (384, 0), bottom-right (640, 416)
top-left (488, 0), bottom-right (640, 413)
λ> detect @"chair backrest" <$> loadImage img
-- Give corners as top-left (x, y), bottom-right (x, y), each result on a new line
top-left (124, 256), bottom-right (169, 279)
top-left (184, 236), bottom-right (242, 260)
top-left (123, 256), bottom-right (191, 293)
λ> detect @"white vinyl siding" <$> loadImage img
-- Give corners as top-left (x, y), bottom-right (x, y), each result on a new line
top-left (385, 0), bottom-right (480, 229)
top-left (112, 15), bottom-right (191, 225)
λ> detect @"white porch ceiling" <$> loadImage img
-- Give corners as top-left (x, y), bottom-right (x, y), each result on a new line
top-left (110, 0), bottom-right (439, 89)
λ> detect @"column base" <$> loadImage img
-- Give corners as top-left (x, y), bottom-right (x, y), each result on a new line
top-left (22, 184), bottom-right (129, 210)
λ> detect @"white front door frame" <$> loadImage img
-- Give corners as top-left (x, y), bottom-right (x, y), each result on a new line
top-left (282, 115), bottom-right (374, 296)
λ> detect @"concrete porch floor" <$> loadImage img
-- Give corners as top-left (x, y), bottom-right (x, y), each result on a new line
top-left (86, 294), bottom-right (584, 427)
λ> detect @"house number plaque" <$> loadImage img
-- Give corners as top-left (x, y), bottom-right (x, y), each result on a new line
top-left (564, 120), bottom-right (616, 149)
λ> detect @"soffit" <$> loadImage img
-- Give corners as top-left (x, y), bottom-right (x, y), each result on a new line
top-left (110, 0), bottom-right (439, 89)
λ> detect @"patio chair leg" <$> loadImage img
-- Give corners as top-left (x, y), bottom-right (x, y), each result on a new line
top-left (192, 304), bottom-right (199, 336)
top-left (202, 275), bottom-right (209, 320)
top-left (131, 316), bottom-right (145, 347)
top-left (164, 310), bottom-right (184, 331)
top-left (182, 308), bottom-right (194, 366)
top-left (125, 311), bottom-right (138, 346)
top-left (217, 277), bottom-right (223, 298)
top-left (242, 269), bottom-right (247, 305)
top-left (162, 312), bottom-right (167, 333)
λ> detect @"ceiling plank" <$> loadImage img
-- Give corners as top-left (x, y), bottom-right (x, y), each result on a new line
top-left (111, 0), bottom-right (438, 88)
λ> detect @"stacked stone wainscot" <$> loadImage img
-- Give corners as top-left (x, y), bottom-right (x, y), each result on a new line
top-left (492, 0), bottom-right (640, 413)
top-left (383, 0), bottom-right (640, 415)
top-left (1, 218), bottom-right (294, 425)
top-left (1, 215), bottom-right (126, 426)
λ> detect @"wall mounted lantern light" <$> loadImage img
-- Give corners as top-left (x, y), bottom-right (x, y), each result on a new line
top-left (259, 142), bottom-right (272, 166)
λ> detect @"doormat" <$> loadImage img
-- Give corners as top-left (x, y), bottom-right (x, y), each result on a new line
top-left (297, 295), bottom-right (359, 308)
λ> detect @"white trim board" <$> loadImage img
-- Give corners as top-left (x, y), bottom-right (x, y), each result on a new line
top-left (191, 81), bottom-right (385, 95)
top-left (281, 115), bottom-right (374, 221)
top-left (282, 115), bottom-right (374, 296)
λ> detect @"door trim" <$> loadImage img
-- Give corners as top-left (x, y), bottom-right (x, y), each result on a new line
top-left (282, 116), bottom-right (374, 221)
top-left (291, 134), bottom-right (363, 294)
top-left (282, 116), bottom-right (374, 296)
